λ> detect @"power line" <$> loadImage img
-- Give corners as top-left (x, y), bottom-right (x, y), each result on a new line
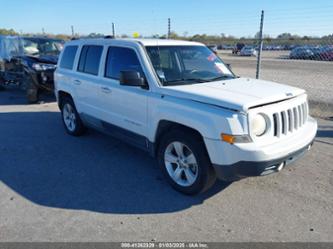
top-left (112, 22), bottom-right (115, 37)
top-left (256, 10), bottom-right (264, 79)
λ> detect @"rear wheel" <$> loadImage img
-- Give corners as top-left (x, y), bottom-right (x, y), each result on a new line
top-left (60, 97), bottom-right (85, 136)
top-left (157, 129), bottom-right (216, 195)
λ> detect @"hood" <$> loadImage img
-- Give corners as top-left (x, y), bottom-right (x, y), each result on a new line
top-left (27, 54), bottom-right (58, 64)
top-left (159, 78), bottom-right (305, 112)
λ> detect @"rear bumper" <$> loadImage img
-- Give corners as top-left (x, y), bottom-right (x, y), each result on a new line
top-left (212, 139), bottom-right (314, 181)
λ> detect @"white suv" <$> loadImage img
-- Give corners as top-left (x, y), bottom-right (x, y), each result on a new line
top-left (54, 38), bottom-right (317, 195)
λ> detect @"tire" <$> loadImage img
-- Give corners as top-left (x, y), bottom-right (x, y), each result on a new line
top-left (60, 96), bottom-right (85, 136)
top-left (157, 129), bottom-right (216, 195)
top-left (0, 74), bottom-right (5, 89)
top-left (27, 88), bottom-right (39, 103)
top-left (25, 74), bottom-right (39, 104)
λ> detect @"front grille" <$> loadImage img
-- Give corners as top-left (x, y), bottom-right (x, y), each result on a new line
top-left (272, 102), bottom-right (308, 137)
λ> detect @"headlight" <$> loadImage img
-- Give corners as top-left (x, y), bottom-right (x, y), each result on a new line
top-left (251, 113), bottom-right (268, 136)
top-left (32, 63), bottom-right (56, 71)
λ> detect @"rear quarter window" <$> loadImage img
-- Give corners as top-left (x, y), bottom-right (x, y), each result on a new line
top-left (59, 46), bottom-right (78, 69)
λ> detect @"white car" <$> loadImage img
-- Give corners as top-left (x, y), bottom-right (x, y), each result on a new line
top-left (54, 38), bottom-right (317, 195)
top-left (240, 46), bottom-right (257, 56)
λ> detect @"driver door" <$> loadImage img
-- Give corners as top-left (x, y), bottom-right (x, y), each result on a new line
top-left (98, 46), bottom-right (149, 147)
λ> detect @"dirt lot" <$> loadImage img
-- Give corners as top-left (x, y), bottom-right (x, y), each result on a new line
top-left (0, 88), bottom-right (332, 242)
top-left (219, 51), bottom-right (333, 117)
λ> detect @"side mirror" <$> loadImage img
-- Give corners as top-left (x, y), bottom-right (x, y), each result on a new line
top-left (119, 71), bottom-right (147, 89)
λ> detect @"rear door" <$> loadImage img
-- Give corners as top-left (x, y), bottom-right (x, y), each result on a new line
top-left (74, 45), bottom-right (104, 120)
top-left (55, 44), bottom-right (79, 102)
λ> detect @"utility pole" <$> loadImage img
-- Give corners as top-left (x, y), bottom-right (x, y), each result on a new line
top-left (112, 22), bottom-right (115, 37)
top-left (71, 25), bottom-right (75, 37)
top-left (42, 28), bottom-right (45, 35)
top-left (256, 10), bottom-right (264, 79)
top-left (168, 18), bottom-right (171, 39)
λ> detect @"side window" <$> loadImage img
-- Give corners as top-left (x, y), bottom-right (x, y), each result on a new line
top-left (59, 46), bottom-right (78, 69)
top-left (105, 47), bottom-right (144, 79)
top-left (77, 45), bottom-right (103, 75)
top-left (77, 46), bottom-right (88, 72)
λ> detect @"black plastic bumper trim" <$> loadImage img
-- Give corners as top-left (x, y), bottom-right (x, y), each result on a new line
top-left (213, 139), bottom-right (314, 181)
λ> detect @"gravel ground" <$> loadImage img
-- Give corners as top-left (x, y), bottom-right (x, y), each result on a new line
top-left (219, 51), bottom-right (333, 117)
top-left (0, 89), bottom-right (332, 242)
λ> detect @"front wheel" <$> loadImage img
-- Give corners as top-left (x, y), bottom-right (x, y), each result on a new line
top-left (60, 97), bottom-right (85, 136)
top-left (157, 130), bottom-right (216, 195)
top-left (24, 73), bottom-right (40, 103)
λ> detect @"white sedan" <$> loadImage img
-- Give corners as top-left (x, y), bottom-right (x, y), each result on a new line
top-left (240, 46), bottom-right (257, 56)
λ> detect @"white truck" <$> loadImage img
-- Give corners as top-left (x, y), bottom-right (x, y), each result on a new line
top-left (54, 38), bottom-right (317, 195)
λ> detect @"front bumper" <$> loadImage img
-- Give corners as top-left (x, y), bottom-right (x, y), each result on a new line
top-left (212, 140), bottom-right (314, 181)
top-left (31, 70), bottom-right (54, 91)
top-left (204, 117), bottom-right (317, 181)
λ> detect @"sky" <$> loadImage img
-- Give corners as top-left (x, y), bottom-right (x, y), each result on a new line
top-left (1, 0), bottom-right (333, 38)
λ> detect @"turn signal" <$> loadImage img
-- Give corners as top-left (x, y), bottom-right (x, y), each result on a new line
top-left (221, 134), bottom-right (235, 144)
top-left (220, 133), bottom-right (252, 144)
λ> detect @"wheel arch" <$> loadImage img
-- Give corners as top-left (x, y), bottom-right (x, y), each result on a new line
top-left (153, 120), bottom-right (210, 158)
top-left (57, 90), bottom-right (73, 109)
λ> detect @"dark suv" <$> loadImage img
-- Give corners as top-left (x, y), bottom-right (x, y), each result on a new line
top-left (232, 42), bottom-right (245, 55)
top-left (0, 35), bottom-right (64, 103)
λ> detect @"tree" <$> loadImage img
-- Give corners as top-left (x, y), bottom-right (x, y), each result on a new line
top-left (277, 33), bottom-right (292, 39)
top-left (0, 28), bottom-right (18, 35)
top-left (87, 32), bottom-right (104, 38)
top-left (54, 34), bottom-right (71, 40)
top-left (169, 31), bottom-right (179, 39)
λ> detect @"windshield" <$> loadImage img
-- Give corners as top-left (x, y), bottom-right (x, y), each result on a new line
top-left (22, 38), bottom-right (64, 56)
top-left (146, 45), bottom-right (235, 86)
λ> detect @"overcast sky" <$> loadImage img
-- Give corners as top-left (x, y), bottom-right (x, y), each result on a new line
top-left (1, 0), bottom-right (333, 37)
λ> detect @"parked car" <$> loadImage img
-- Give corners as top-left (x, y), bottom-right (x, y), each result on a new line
top-left (0, 35), bottom-right (64, 102)
top-left (289, 47), bottom-right (312, 60)
top-left (207, 44), bottom-right (218, 54)
top-left (232, 42), bottom-right (245, 54)
top-left (55, 38), bottom-right (317, 195)
top-left (239, 46), bottom-right (257, 56)
top-left (318, 46), bottom-right (333, 61)
top-left (218, 44), bottom-right (233, 50)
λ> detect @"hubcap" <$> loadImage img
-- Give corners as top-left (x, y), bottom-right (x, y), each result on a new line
top-left (164, 141), bottom-right (198, 187)
top-left (63, 103), bottom-right (76, 132)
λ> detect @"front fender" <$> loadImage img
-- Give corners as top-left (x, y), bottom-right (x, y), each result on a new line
top-left (148, 94), bottom-right (248, 142)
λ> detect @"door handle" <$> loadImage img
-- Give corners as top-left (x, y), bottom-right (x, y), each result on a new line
top-left (101, 86), bottom-right (112, 93)
top-left (74, 80), bottom-right (81, 85)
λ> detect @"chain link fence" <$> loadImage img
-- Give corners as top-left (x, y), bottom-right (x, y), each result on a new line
top-left (213, 11), bottom-right (333, 119)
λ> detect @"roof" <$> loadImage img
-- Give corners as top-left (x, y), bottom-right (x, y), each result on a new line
top-left (65, 38), bottom-right (204, 47)
top-left (129, 39), bottom-right (203, 46)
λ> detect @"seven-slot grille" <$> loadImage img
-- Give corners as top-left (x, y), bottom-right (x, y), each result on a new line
top-left (272, 101), bottom-right (308, 137)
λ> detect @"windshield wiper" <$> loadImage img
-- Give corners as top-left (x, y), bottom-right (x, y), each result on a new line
top-left (164, 78), bottom-right (210, 84)
top-left (208, 75), bottom-right (234, 82)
